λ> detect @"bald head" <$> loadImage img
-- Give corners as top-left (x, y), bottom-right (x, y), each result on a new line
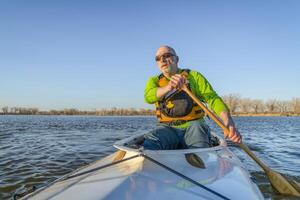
top-left (156, 45), bottom-right (177, 57)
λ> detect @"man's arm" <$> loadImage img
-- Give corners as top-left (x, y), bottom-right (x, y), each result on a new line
top-left (219, 111), bottom-right (242, 143)
top-left (156, 85), bottom-right (172, 100)
top-left (144, 77), bottom-right (159, 104)
top-left (191, 71), bottom-right (242, 143)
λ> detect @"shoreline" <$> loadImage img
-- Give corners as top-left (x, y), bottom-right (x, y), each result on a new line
top-left (232, 113), bottom-right (300, 117)
top-left (0, 113), bottom-right (299, 117)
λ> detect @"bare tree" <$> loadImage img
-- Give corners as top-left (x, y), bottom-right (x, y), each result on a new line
top-left (10, 107), bottom-right (17, 114)
top-left (2, 106), bottom-right (9, 114)
top-left (63, 108), bottom-right (79, 115)
top-left (265, 99), bottom-right (278, 113)
top-left (249, 99), bottom-right (264, 114)
top-left (239, 98), bottom-right (251, 113)
top-left (277, 100), bottom-right (288, 114)
top-left (222, 94), bottom-right (241, 114)
top-left (289, 98), bottom-right (300, 114)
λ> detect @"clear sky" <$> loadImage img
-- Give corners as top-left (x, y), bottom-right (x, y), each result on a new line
top-left (1, 0), bottom-right (299, 110)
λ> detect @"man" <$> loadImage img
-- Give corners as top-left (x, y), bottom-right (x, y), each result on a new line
top-left (143, 45), bottom-right (241, 150)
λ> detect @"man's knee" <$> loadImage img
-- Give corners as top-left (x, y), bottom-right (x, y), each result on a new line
top-left (185, 121), bottom-right (211, 148)
top-left (143, 126), bottom-right (180, 150)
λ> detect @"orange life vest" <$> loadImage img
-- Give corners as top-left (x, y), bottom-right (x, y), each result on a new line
top-left (155, 69), bottom-right (204, 125)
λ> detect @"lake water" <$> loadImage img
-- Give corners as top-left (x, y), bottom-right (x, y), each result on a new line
top-left (0, 115), bottom-right (299, 200)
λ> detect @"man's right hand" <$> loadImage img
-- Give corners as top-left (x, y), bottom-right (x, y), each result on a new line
top-left (156, 74), bottom-right (187, 100)
top-left (168, 74), bottom-right (187, 90)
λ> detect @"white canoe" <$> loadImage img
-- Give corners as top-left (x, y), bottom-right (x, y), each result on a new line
top-left (21, 133), bottom-right (264, 200)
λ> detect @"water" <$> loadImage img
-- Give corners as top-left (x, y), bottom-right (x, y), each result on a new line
top-left (0, 115), bottom-right (299, 200)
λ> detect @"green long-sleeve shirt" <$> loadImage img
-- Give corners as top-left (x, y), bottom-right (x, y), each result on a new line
top-left (144, 69), bottom-right (228, 128)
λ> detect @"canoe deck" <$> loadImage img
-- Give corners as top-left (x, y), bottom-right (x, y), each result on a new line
top-left (21, 133), bottom-right (264, 200)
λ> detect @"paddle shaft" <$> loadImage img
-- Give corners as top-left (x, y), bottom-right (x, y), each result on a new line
top-left (182, 86), bottom-right (270, 172)
top-left (183, 86), bottom-right (300, 196)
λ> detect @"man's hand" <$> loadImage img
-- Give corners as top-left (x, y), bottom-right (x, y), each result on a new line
top-left (156, 74), bottom-right (187, 100)
top-left (224, 123), bottom-right (242, 143)
top-left (168, 74), bottom-right (186, 90)
top-left (219, 111), bottom-right (242, 143)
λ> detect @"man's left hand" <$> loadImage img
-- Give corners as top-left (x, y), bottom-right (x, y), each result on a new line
top-left (224, 124), bottom-right (242, 143)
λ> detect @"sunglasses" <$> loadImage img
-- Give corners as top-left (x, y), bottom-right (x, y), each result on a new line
top-left (155, 53), bottom-right (175, 62)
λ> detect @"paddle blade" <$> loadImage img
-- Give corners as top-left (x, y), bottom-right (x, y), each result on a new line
top-left (266, 170), bottom-right (300, 197)
top-left (113, 150), bottom-right (126, 162)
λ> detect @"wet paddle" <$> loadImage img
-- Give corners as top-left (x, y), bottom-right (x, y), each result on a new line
top-left (182, 85), bottom-right (300, 197)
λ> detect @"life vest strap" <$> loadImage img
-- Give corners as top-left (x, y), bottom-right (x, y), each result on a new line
top-left (159, 119), bottom-right (194, 126)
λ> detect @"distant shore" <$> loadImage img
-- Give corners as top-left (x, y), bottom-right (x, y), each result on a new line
top-left (0, 94), bottom-right (300, 117)
top-left (2, 96), bottom-right (299, 116)
top-left (0, 112), bottom-right (299, 117)
top-left (1, 106), bottom-right (300, 116)
top-left (232, 113), bottom-right (300, 117)
top-left (0, 107), bottom-right (154, 116)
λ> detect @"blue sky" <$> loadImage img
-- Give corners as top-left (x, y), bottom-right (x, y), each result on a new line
top-left (1, 0), bottom-right (299, 110)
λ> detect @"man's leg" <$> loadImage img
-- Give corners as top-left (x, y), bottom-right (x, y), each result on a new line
top-left (143, 125), bottom-right (180, 150)
top-left (184, 120), bottom-right (211, 148)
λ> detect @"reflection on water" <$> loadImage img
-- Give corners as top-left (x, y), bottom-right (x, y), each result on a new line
top-left (0, 115), bottom-right (299, 200)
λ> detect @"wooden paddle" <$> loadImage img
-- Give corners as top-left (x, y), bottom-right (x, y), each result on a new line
top-left (182, 85), bottom-right (300, 197)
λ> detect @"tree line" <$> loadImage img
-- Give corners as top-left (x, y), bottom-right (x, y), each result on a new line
top-left (1, 96), bottom-right (300, 116)
top-left (0, 107), bottom-right (155, 116)
top-left (222, 95), bottom-right (300, 116)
